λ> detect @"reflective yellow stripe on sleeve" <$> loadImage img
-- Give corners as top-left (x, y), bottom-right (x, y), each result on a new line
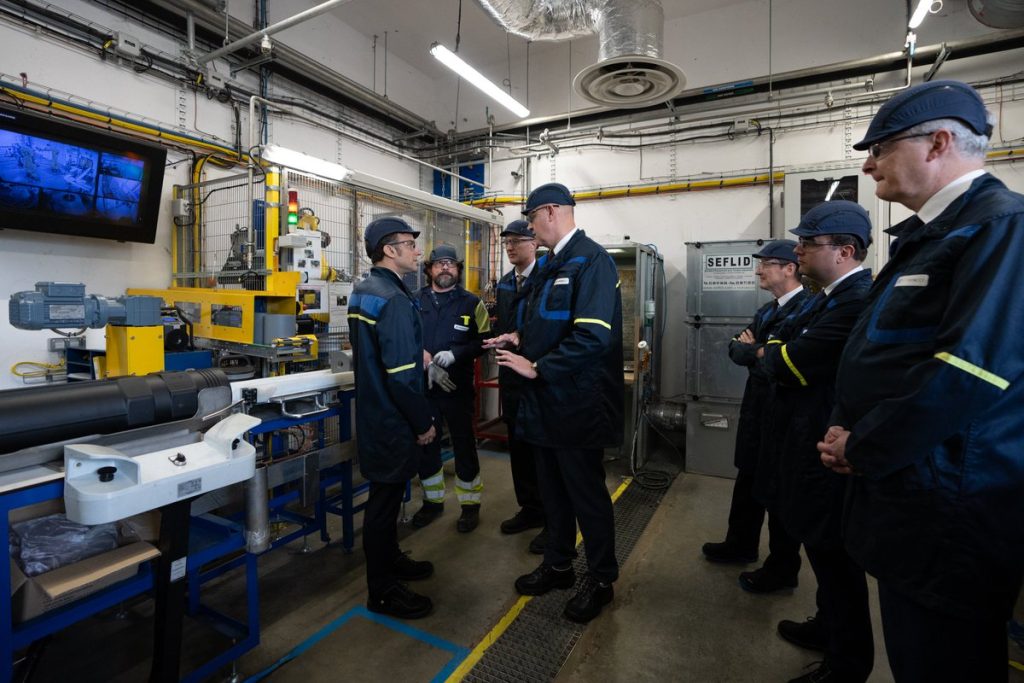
top-left (347, 313), bottom-right (377, 326)
top-left (934, 352), bottom-right (1009, 390)
top-left (475, 300), bottom-right (491, 333)
top-left (574, 318), bottom-right (612, 330)
top-left (766, 339), bottom-right (783, 345)
top-left (386, 363), bottom-right (416, 374)
top-left (780, 344), bottom-right (808, 387)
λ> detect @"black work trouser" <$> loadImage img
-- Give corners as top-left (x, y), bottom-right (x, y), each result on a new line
top-left (363, 481), bottom-right (405, 596)
top-left (805, 542), bottom-right (873, 682)
top-left (878, 581), bottom-right (1009, 683)
top-left (420, 392), bottom-right (480, 485)
top-left (534, 445), bottom-right (618, 583)
top-left (503, 393), bottom-right (543, 518)
top-left (726, 466), bottom-right (801, 579)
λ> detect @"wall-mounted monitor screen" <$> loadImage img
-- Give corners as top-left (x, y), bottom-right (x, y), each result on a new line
top-left (0, 105), bottom-right (167, 244)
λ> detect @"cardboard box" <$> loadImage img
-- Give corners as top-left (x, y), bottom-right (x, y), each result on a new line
top-left (9, 542), bottom-right (160, 623)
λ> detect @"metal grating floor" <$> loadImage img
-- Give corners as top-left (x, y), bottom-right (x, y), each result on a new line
top-left (463, 480), bottom-right (670, 682)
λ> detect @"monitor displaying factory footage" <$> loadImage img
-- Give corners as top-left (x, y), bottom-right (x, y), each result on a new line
top-left (0, 105), bottom-right (166, 244)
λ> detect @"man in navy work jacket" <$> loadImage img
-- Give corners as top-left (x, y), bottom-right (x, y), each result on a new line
top-left (819, 80), bottom-right (1024, 682)
top-left (348, 216), bottom-right (437, 620)
top-left (484, 182), bottom-right (624, 624)
top-left (412, 243), bottom-right (491, 533)
top-left (493, 219), bottom-right (547, 553)
top-left (703, 240), bottom-right (807, 598)
top-left (760, 201), bottom-right (874, 683)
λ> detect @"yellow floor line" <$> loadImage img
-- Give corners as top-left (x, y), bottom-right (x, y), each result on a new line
top-left (445, 476), bottom-right (634, 683)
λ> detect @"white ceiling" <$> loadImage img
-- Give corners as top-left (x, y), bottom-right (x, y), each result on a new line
top-left (334, 0), bottom-right (750, 80)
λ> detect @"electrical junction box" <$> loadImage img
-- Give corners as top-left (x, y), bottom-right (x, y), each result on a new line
top-left (113, 33), bottom-right (143, 58)
top-left (204, 70), bottom-right (228, 92)
top-left (171, 199), bottom-right (190, 219)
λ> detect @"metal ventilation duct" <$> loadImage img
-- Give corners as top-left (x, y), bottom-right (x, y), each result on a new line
top-left (969, 0), bottom-right (1024, 28)
top-left (474, 0), bottom-right (685, 108)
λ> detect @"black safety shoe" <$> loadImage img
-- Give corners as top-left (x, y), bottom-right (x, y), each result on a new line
top-left (778, 615), bottom-right (827, 651)
top-left (528, 528), bottom-right (548, 555)
top-left (500, 509), bottom-right (545, 534)
top-left (739, 566), bottom-right (798, 593)
top-left (514, 563), bottom-right (576, 596)
top-left (457, 505), bottom-right (480, 533)
top-left (702, 541), bottom-right (758, 564)
top-left (393, 552), bottom-right (433, 581)
top-left (367, 582), bottom-right (433, 619)
top-left (411, 501), bottom-right (444, 528)
top-left (564, 576), bottom-right (614, 623)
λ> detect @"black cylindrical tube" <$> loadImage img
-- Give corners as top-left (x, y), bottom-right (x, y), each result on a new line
top-left (0, 369), bottom-right (230, 454)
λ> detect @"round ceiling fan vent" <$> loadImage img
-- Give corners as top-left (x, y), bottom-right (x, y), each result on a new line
top-left (574, 56), bottom-right (686, 108)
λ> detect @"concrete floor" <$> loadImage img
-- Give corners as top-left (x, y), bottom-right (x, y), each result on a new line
top-left (19, 445), bottom-right (1024, 682)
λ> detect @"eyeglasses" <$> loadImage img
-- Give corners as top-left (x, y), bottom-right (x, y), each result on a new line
top-left (756, 259), bottom-right (791, 268)
top-left (527, 204), bottom-right (557, 223)
top-left (385, 239), bottom-right (417, 250)
top-left (797, 237), bottom-right (841, 249)
top-left (501, 237), bottom-right (534, 247)
top-left (868, 132), bottom-right (936, 159)
top-left (431, 259), bottom-right (458, 269)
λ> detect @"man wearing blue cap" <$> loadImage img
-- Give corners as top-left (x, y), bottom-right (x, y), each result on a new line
top-left (703, 240), bottom-right (807, 596)
top-left (349, 216), bottom-right (437, 619)
top-left (484, 183), bottom-right (624, 624)
top-left (820, 80), bottom-right (1024, 681)
top-left (759, 201), bottom-right (875, 683)
top-left (412, 243), bottom-right (490, 533)
top-left (493, 220), bottom-right (547, 551)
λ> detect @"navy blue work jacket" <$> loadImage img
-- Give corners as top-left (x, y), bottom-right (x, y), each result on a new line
top-left (515, 230), bottom-right (624, 449)
top-left (834, 174), bottom-right (1024, 619)
top-left (494, 264), bottom-right (538, 401)
top-left (349, 266), bottom-right (433, 483)
top-left (416, 285), bottom-right (490, 398)
top-left (729, 289), bottom-right (808, 470)
top-left (759, 269), bottom-right (872, 545)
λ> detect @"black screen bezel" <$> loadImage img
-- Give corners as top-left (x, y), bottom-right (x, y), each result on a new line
top-left (0, 105), bottom-right (167, 244)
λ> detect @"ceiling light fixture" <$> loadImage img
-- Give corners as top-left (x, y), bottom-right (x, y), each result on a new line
top-left (908, 0), bottom-right (934, 29)
top-left (430, 43), bottom-right (530, 119)
top-left (260, 145), bottom-right (350, 181)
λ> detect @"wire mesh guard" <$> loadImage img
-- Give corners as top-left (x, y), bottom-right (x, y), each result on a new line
top-left (171, 167), bottom-right (496, 363)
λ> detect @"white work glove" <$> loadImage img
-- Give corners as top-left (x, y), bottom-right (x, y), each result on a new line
top-left (434, 350), bottom-right (456, 367)
top-left (427, 362), bottom-right (457, 392)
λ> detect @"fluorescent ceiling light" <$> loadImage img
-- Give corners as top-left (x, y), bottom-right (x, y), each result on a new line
top-left (430, 43), bottom-right (530, 119)
top-left (908, 0), bottom-right (932, 29)
top-left (261, 145), bottom-right (350, 181)
top-left (823, 180), bottom-right (841, 202)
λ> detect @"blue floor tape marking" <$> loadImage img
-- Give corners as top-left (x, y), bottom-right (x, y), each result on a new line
top-left (244, 605), bottom-right (469, 682)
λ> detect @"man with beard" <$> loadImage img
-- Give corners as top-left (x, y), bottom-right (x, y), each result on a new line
top-left (411, 244), bottom-right (491, 533)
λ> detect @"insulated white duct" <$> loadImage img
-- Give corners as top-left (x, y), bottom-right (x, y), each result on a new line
top-left (969, 0), bottom-right (1024, 28)
top-left (474, 0), bottom-right (685, 108)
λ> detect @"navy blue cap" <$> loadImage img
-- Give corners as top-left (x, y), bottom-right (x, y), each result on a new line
top-left (789, 201), bottom-right (873, 248)
top-left (753, 239), bottom-right (798, 264)
top-left (501, 219), bottom-right (534, 238)
top-left (523, 183), bottom-right (576, 214)
top-left (853, 80), bottom-right (992, 151)
top-left (365, 216), bottom-right (420, 251)
top-left (427, 244), bottom-right (460, 262)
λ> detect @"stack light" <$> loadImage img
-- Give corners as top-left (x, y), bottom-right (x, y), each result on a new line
top-left (287, 190), bottom-right (299, 226)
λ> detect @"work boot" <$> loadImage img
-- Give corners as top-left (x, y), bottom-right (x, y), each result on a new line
top-left (411, 501), bottom-right (444, 528)
top-left (738, 566), bottom-right (798, 593)
top-left (392, 552), bottom-right (434, 581)
top-left (778, 615), bottom-right (827, 651)
top-left (367, 582), bottom-right (433, 619)
top-left (514, 563), bottom-right (576, 596)
top-left (457, 505), bottom-right (480, 533)
top-left (500, 509), bottom-right (545, 534)
top-left (528, 528), bottom-right (548, 555)
top-left (563, 575), bottom-right (614, 623)
top-left (702, 540), bottom-right (758, 564)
